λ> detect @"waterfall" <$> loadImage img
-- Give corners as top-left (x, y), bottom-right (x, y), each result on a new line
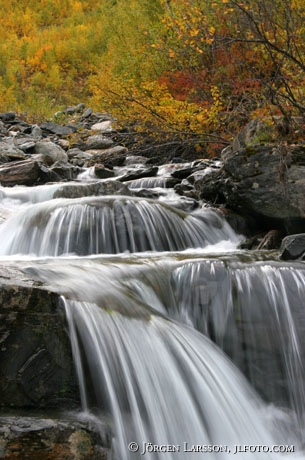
top-left (21, 254), bottom-right (305, 452)
top-left (63, 297), bottom-right (288, 459)
top-left (170, 259), bottom-right (305, 435)
top-left (0, 196), bottom-right (239, 256)
top-left (1, 167), bottom-right (305, 458)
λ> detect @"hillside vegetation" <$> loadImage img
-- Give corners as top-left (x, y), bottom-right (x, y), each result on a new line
top-left (1, 0), bottom-right (304, 153)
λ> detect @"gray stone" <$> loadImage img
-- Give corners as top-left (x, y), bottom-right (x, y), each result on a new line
top-left (53, 181), bottom-right (132, 199)
top-left (88, 146), bottom-right (127, 168)
top-left (40, 122), bottom-right (77, 136)
top-left (82, 108), bottom-right (93, 118)
top-left (85, 135), bottom-right (114, 150)
top-left (31, 124), bottom-right (42, 139)
top-left (119, 166), bottom-right (158, 182)
top-left (0, 159), bottom-right (41, 186)
top-left (0, 142), bottom-right (26, 163)
top-left (34, 141), bottom-right (68, 165)
top-left (279, 234), bottom-right (305, 260)
top-left (194, 144), bottom-right (305, 232)
top-left (0, 112), bottom-right (15, 122)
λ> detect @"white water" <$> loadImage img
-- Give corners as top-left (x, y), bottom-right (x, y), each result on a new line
top-left (0, 196), bottom-right (239, 256)
top-left (0, 168), bottom-right (304, 458)
top-left (64, 298), bottom-right (287, 459)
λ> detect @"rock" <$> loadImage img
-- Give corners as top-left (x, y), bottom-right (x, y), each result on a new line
top-left (58, 138), bottom-right (70, 150)
top-left (67, 148), bottom-right (92, 166)
top-left (0, 159), bottom-right (41, 186)
top-left (194, 144), bottom-right (305, 232)
top-left (65, 103), bottom-right (86, 115)
top-left (0, 121), bottom-right (8, 135)
top-left (53, 181), bottom-right (132, 199)
top-left (91, 121), bottom-right (113, 132)
top-left (0, 415), bottom-right (111, 460)
top-left (17, 140), bottom-right (36, 153)
top-left (43, 162), bottom-right (82, 182)
top-left (125, 155), bottom-right (148, 165)
top-left (85, 135), bottom-right (114, 150)
top-left (88, 146), bottom-right (127, 168)
top-left (0, 264), bottom-right (78, 409)
top-left (279, 234), bottom-right (305, 260)
top-left (94, 164), bottom-right (115, 179)
top-left (0, 112), bottom-right (15, 122)
top-left (0, 141), bottom-right (26, 163)
top-left (119, 166), bottom-right (158, 182)
top-left (174, 181), bottom-right (197, 197)
top-left (82, 108), bottom-right (93, 118)
top-left (31, 124), bottom-right (43, 139)
top-left (40, 122), bottom-right (77, 137)
top-left (34, 141), bottom-right (68, 165)
top-left (171, 161), bottom-right (213, 180)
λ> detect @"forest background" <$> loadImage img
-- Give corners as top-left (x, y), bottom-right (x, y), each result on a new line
top-left (0, 0), bottom-right (304, 154)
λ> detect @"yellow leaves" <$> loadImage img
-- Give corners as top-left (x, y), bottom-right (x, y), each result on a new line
top-left (190, 29), bottom-right (200, 37)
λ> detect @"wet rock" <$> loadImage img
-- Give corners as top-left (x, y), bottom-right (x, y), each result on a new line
top-left (94, 164), bottom-right (115, 179)
top-left (53, 181), bottom-right (132, 199)
top-left (118, 166), bottom-right (158, 182)
top-left (34, 141), bottom-right (68, 165)
top-left (194, 144), bottom-right (305, 232)
top-left (0, 265), bottom-right (79, 409)
top-left (43, 162), bottom-right (82, 182)
top-left (0, 159), bottom-right (42, 186)
top-left (0, 415), bottom-right (111, 460)
top-left (279, 234), bottom-right (305, 260)
top-left (170, 162), bottom-right (212, 180)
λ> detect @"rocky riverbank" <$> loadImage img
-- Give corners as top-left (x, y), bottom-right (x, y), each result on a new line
top-left (1, 107), bottom-right (305, 457)
top-left (1, 108), bottom-right (305, 250)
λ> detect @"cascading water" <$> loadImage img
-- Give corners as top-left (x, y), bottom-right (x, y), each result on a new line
top-left (0, 163), bottom-right (304, 458)
top-left (0, 196), bottom-right (239, 256)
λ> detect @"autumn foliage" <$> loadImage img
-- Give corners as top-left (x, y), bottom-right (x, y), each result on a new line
top-left (0, 0), bottom-right (304, 149)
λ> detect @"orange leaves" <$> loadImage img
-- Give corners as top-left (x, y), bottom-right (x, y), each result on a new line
top-left (27, 44), bottom-right (53, 72)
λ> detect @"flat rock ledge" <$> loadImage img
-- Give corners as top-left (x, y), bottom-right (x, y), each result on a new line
top-left (0, 414), bottom-right (111, 459)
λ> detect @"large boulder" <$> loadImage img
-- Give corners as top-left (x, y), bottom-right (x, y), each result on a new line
top-left (0, 159), bottom-right (42, 186)
top-left (0, 264), bottom-right (79, 409)
top-left (279, 233), bottom-right (305, 260)
top-left (194, 143), bottom-right (305, 232)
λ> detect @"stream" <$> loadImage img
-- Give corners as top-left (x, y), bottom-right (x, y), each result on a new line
top-left (0, 158), bottom-right (304, 459)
